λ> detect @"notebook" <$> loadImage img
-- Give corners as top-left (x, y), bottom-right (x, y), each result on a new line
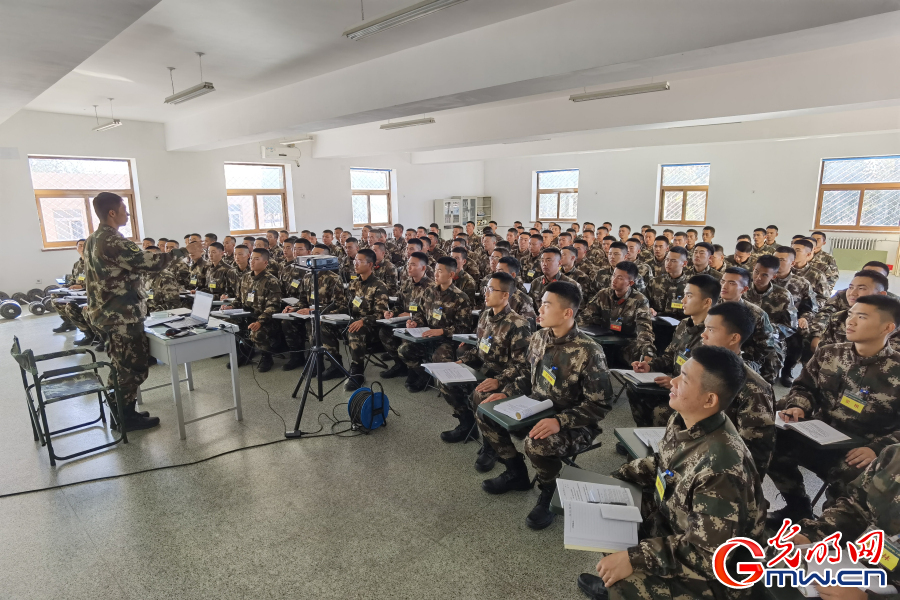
top-left (611, 369), bottom-right (668, 386)
top-left (775, 413), bottom-right (851, 445)
top-left (560, 478), bottom-right (641, 553)
top-left (493, 397), bottom-right (554, 421)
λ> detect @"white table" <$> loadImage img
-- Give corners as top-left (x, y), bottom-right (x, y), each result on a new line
top-left (137, 312), bottom-right (243, 440)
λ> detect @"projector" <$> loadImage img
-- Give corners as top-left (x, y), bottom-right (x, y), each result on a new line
top-left (298, 255), bottom-right (339, 270)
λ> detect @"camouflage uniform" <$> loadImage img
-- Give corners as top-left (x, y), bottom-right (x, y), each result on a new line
top-left (221, 253), bottom-right (236, 268)
top-left (596, 267), bottom-right (647, 298)
top-left (577, 287), bottom-right (656, 365)
top-left (770, 342), bottom-right (900, 504)
top-left (723, 255), bottom-right (757, 271)
top-left (792, 262), bottom-right (831, 308)
top-left (628, 317), bottom-right (705, 427)
top-left (637, 246), bottom-right (654, 265)
top-left (378, 275), bottom-right (434, 360)
top-left (810, 250), bottom-right (840, 293)
top-left (346, 274), bottom-right (390, 366)
top-left (339, 255), bottom-right (358, 284)
top-left (562, 265), bottom-right (594, 300)
top-left (509, 287), bottom-right (538, 324)
top-left (814, 288), bottom-right (900, 335)
top-left (283, 269), bottom-right (346, 356)
top-left (478, 326), bottom-right (613, 485)
top-left (586, 246), bottom-right (609, 269)
top-left (399, 259), bottom-right (435, 285)
top-left (818, 308), bottom-right (900, 352)
top-left (731, 299), bottom-right (783, 386)
top-left (451, 270), bottom-right (478, 301)
top-left (169, 257), bottom-right (192, 288)
top-left (729, 363), bottom-right (776, 480)
top-left (385, 237), bottom-right (406, 266)
top-left (684, 264), bottom-right (723, 280)
top-left (373, 260), bottom-right (399, 297)
top-left (51, 257), bottom-right (86, 317)
top-left (519, 253), bottom-right (543, 283)
top-left (528, 271), bottom-right (579, 313)
top-left (646, 272), bottom-right (689, 320)
top-left (398, 284), bottom-right (472, 369)
top-left (225, 264), bottom-right (251, 298)
top-left (799, 443), bottom-right (900, 592)
top-left (750, 243), bottom-right (771, 258)
top-left (610, 411), bottom-right (766, 600)
top-left (64, 301), bottom-right (95, 336)
top-left (743, 282), bottom-right (798, 345)
top-left (204, 260), bottom-right (232, 297)
top-left (776, 272), bottom-right (821, 376)
top-left (645, 255), bottom-right (666, 275)
top-left (328, 243), bottom-right (345, 259)
top-left (144, 267), bottom-right (181, 313)
top-left (187, 257), bottom-right (207, 292)
top-left (466, 233), bottom-right (482, 252)
top-left (463, 259), bottom-right (482, 283)
top-left (83, 224), bottom-right (189, 403)
top-left (229, 270), bottom-right (283, 352)
top-left (441, 305), bottom-right (531, 415)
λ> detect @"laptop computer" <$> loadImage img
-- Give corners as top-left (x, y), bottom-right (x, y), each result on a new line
top-left (163, 292), bottom-right (215, 331)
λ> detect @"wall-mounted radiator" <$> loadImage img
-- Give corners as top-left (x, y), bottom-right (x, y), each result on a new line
top-left (832, 238), bottom-right (877, 251)
top-left (830, 237), bottom-right (889, 272)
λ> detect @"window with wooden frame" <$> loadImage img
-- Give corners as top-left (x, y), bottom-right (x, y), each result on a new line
top-left (350, 168), bottom-right (392, 227)
top-left (658, 163), bottom-right (710, 226)
top-left (28, 156), bottom-right (139, 249)
top-left (536, 169), bottom-right (578, 221)
top-left (814, 156), bottom-right (900, 233)
top-left (224, 163), bottom-right (288, 234)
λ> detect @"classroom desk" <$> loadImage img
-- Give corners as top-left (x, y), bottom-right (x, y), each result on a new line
top-left (138, 313), bottom-right (243, 440)
top-left (452, 333), bottom-right (477, 345)
top-left (614, 427), bottom-right (652, 460)
top-left (550, 464), bottom-right (642, 516)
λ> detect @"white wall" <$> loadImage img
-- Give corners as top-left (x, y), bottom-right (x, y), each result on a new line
top-left (484, 131), bottom-right (900, 258)
top-left (0, 110), bottom-right (483, 293)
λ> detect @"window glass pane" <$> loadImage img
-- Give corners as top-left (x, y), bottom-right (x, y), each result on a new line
top-left (227, 196), bottom-right (255, 231)
top-left (351, 169), bottom-right (389, 190)
top-left (819, 190), bottom-right (861, 226)
top-left (538, 194), bottom-right (558, 219)
top-left (224, 164), bottom-right (284, 189)
top-left (370, 194), bottom-right (389, 224)
top-left (352, 195), bottom-right (369, 224)
top-left (662, 164), bottom-right (710, 186)
top-left (29, 158), bottom-right (131, 190)
top-left (559, 193), bottom-right (578, 219)
top-left (256, 195), bottom-right (284, 229)
top-left (860, 190), bottom-right (900, 227)
top-left (538, 170), bottom-right (578, 189)
top-left (40, 198), bottom-right (88, 242)
top-left (685, 191), bottom-right (706, 221)
top-left (663, 191), bottom-right (683, 221)
top-left (822, 156), bottom-right (900, 184)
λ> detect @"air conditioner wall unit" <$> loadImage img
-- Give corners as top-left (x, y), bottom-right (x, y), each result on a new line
top-left (261, 145), bottom-right (301, 160)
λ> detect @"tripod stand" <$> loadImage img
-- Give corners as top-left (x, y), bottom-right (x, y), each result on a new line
top-left (286, 265), bottom-right (353, 439)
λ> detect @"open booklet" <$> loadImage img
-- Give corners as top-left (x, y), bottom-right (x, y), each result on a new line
top-left (775, 413), bottom-right (851, 445)
top-left (611, 369), bottom-right (668, 386)
top-left (493, 396), bottom-right (554, 421)
top-left (558, 479), bottom-right (641, 553)
top-left (633, 428), bottom-right (666, 452)
top-left (422, 362), bottom-right (477, 384)
top-left (376, 316), bottom-right (409, 324)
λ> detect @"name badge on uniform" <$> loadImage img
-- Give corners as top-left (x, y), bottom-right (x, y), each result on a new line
top-left (655, 468), bottom-right (671, 501)
top-left (478, 337), bottom-right (492, 354)
top-left (77, 275), bottom-right (85, 281)
top-left (611, 317), bottom-right (623, 332)
top-left (291, 279), bottom-right (301, 288)
top-left (408, 303), bottom-right (418, 312)
top-left (432, 306), bottom-right (443, 321)
top-left (840, 390), bottom-right (868, 414)
top-left (147, 290), bottom-right (154, 300)
top-left (350, 275), bottom-right (359, 280)
top-left (209, 281), bottom-right (217, 290)
top-left (541, 365), bottom-right (557, 386)
top-left (881, 534), bottom-right (900, 571)
top-left (352, 295), bottom-right (363, 308)
top-left (190, 277), bottom-right (198, 285)
top-left (670, 296), bottom-right (683, 310)
top-left (676, 348), bottom-right (691, 366)
top-left (527, 270), bottom-right (535, 278)
top-left (247, 291), bottom-right (255, 302)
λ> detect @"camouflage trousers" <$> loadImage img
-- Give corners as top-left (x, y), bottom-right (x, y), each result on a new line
top-left (398, 339), bottom-right (456, 369)
top-left (104, 322), bottom-right (150, 404)
top-left (65, 302), bottom-right (91, 333)
top-left (475, 409), bottom-right (598, 484)
top-left (626, 386), bottom-right (674, 428)
top-left (608, 572), bottom-right (718, 600)
top-left (783, 332), bottom-right (814, 376)
top-left (767, 428), bottom-right (865, 503)
top-left (347, 323), bottom-right (378, 366)
top-left (231, 318), bottom-right (280, 353)
top-left (377, 326), bottom-right (403, 359)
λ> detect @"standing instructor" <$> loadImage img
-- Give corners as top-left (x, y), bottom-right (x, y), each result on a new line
top-left (85, 192), bottom-right (202, 431)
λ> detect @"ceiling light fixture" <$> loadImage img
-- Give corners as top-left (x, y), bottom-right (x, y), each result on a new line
top-left (164, 52), bottom-right (216, 105)
top-left (380, 117), bottom-right (435, 130)
top-left (279, 136), bottom-right (314, 145)
top-left (569, 81), bottom-right (670, 103)
top-left (92, 99), bottom-right (122, 132)
top-left (344, 0), bottom-right (468, 40)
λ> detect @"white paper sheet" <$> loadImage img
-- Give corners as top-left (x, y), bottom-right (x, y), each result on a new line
top-left (493, 397), bottom-right (554, 420)
top-left (599, 504), bottom-right (644, 522)
top-left (422, 362), bottom-right (477, 383)
top-left (786, 420), bottom-right (851, 445)
top-left (656, 316), bottom-right (680, 326)
top-left (556, 479), bottom-right (634, 506)
top-left (611, 369), bottom-right (669, 385)
top-left (376, 316), bottom-right (408, 324)
top-left (634, 428), bottom-right (666, 452)
top-left (563, 500), bottom-right (639, 553)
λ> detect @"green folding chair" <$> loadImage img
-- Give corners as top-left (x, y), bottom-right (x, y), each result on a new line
top-left (11, 336), bottom-right (127, 466)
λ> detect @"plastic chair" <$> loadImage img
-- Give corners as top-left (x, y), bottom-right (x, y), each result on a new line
top-left (11, 336), bottom-right (127, 466)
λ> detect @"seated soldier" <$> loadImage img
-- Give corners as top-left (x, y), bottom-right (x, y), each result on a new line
top-left (479, 246), bottom-right (507, 290)
top-left (768, 295), bottom-right (900, 526)
top-left (628, 274), bottom-right (719, 427)
top-left (684, 228), bottom-right (698, 258)
top-left (165, 239), bottom-right (192, 287)
top-left (520, 233), bottom-right (545, 282)
top-left (452, 237), bottom-right (483, 280)
top-left (646, 245), bottom-right (690, 320)
top-left (281, 244), bottom-right (347, 373)
top-left (478, 282), bottom-right (613, 530)
top-left (560, 244), bottom-right (594, 299)
top-left (202, 242), bottom-right (232, 296)
top-left (496, 257), bottom-right (537, 324)
top-left (701, 225), bottom-right (715, 244)
top-left (720, 267), bottom-right (784, 385)
top-left (448, 246), bottom-right (478, 299)
top-left (577, 261), bottom-right (655, 368)
top-left (144, 246), bottom-right (181, 313)
top-left (342, 249), bottom-right (390, 391)
top-left (751, 227), bottom-right (769, 257)
top-left (791, 237), bottom-right (832, 303)
top-left (400, 256), bottom-right (473, 393)
top-left (814, 270), bottom-right (897, 351)
top-left (528, 247), bottom-right (579, 313)
top-left (187, 239), bottom-right (207, 292)
top-left (371, 242), bottom-right (399, 296)
top-left (265, 229), bottom-right (283, 261)
top-left (385, 224), bottom-right (406, 266)
top-left (438, 272), bottom-right (531, 453)
top-left (685, 241), bottom-right (722, 279)
top-left (817, 260), bottom-right (898, 322)
top-left (399, 237), bottom-right (434, 283)
top-left (810, 231), bottom-right (840, 293)
top-left (709, 243), bottom-right (725, 271)
top-left (572, 239), bottom-right (599, 280)
top-left (427, 232), bottom-right (446, 261)
top-left (339, 237), bottom-right (359, 283)
top-left (724, 240), bottom-right (757, 271)
top-left (222, 235), bottom-right (236, 267)
top-left (701, 302), bottom-right (776, 479)
top-left (223, 244), bottom-right (252, 300)
top-left (578, 346), bottom-right (766, 600)
top-left (379, 252), bottom-right (434, 379)
top-left (221, 248), bottom-right (282, 372)
top-left (624, 238), bottom-right (654, 290)
top-left (595, 242), bottom-right (643, 293)
top-left (51, 238), bottom-right (87, 333)
top-left (790, 443), bottom-right (900, 598)
top-left (773, 245), bottom-right (821, 385)
top-left (744, 255), bottom-right (797, 383)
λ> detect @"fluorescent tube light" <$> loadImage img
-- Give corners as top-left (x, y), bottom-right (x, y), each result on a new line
top-left (280, 136), bottom-right (314, 145)
top-left (380, 117), bottom-right (435, 130)
top-left (164, 81), bottom-right (216, 105)
top-left (569, 82), bottom-right (669, 103)
top-left (93, 120), bottom-right (122, 132)
top-left (344, 0), bottom-right (468, 40)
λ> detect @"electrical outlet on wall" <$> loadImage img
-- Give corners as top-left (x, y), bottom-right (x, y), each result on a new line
top-left (35, 279), bottom-right (42, 285)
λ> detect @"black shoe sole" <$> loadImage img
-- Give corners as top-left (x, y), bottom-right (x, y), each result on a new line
top-left (122, 417), bottom-right (161, 431)
top-left (526, 513), bottom-right (556, 530)
top-left (481, 480), bottom-right (533, 495)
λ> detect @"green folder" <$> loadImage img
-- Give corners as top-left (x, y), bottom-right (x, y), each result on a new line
top-left (477, 396), bottom-right (557, 431)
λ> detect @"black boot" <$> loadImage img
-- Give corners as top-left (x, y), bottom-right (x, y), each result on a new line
top-left (379, 360), bottom-right (408, 379)
top-left (112, 402), bottom-right (159, 431)
top-left (282, 350), bottom-right (305, 371)
top-left (766, 493), bottom-right (814, 529)
top-left (577, 574), bottom-right (609, 600)
top-left (482, 454), bottom-right (533, 494)
top-left (526, 481), bottom-right (557, 530)
top-left (257, 352), bottom-right (274, 373)
top-left (53, 320), bottom-right (76, 333)
top-left (779, 365), bottom-right (794, 388)
top-left (321, 355), bottom-right (346, 380)
top-left (440, 409), bottom-right (478, 443)
top-left (405, 367), bottom-right (430, 393)
top-left (95, 336), bottom-right (106, 352)
top-left (73, 332), bottom-right (95, 346)
top-left (344, 363), bottom-right (365, 391)
top-left (474, 444), bottom-right (498, 473)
